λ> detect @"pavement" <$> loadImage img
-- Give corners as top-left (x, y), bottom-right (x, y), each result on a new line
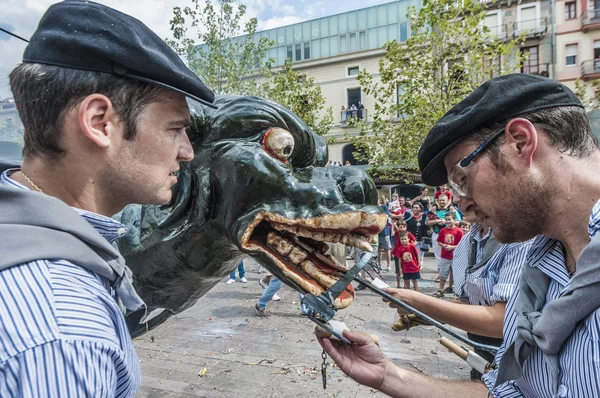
top-left (135, 255), bottom-right (472, 397)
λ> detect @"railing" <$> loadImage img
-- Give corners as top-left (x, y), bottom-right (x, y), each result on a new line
top-left (340, 109), bottom-right (368, 124)
top-left (485, 24), bottom-right (508, 40)
top-left (581, 9), bottom-right (600, 28)
top-left (521, 62), bottom-right (549, 77)
top-left (581, 59), bottom-right (600, 77)
top-left (513, 17), bottom-right (548, 38)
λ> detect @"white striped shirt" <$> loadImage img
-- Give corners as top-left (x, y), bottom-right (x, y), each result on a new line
top-left (0, 170), bottom-right (141, 397)
top-left (453, 224), bottom-right (532, 306)
top-left (483, 200), bottom-right (600, 397)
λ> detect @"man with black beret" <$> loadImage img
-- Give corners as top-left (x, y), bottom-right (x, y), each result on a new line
top-left (0, 1), bottom-right (213, 396)
top-left (318, 74), bottom-right (600, 397)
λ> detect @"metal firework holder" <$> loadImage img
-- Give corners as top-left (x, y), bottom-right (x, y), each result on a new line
top-left (300, 250), bottom-right (499, 356)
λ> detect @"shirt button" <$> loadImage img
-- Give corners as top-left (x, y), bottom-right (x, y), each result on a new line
top-left (117, 227), bottom-right (127, 235)
top-left (557, 385), bottom-right (567, 398)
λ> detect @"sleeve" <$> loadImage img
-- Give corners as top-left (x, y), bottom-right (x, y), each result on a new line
top-left (0, 339), bottom-right (135, 398)
top-left (489, 242), bottom-right (531, 304)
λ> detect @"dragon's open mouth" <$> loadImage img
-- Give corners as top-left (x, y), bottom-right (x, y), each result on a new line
top-left (241, 212), bottom-right (387, 308)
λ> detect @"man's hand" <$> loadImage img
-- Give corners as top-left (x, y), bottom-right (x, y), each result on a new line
top-left (381, 288), bottom-right (417, 316)
top-left (317, 330), bottom-right (391, 390)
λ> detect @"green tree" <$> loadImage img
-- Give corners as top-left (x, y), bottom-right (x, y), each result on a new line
top-left (167, 0), bottom-right (274, 96)
top-left (262, 59), bottom-right (333, 136)
top-left (574, 78), bottom-right (600, 111)
top-left (354, 0), bottom-right (525, 170)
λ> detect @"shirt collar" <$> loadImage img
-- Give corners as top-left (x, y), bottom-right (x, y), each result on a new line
top-left (471, 223), bottom-right (492, 243)
top-left (1, 169), bottom-right (126, 245)
top-left (524, 198), bottom-right (600, 287)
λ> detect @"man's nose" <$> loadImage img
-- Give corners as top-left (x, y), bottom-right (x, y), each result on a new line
top-left (178, 133), bottom-right (194, 162)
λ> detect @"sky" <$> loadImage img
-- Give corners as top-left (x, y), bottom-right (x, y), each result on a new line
top-left (0, 0), bottom-right (393, 99)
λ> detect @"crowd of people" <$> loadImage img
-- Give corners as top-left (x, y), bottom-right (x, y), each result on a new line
top-left (340, 101), bottom-right (365, 123)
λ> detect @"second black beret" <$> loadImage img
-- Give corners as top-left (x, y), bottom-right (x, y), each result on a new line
top-left (418, 74), bottom-right (583, 186)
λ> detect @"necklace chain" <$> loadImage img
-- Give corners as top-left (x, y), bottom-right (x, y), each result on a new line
top-left (21, 171), bottom-right (44, 194)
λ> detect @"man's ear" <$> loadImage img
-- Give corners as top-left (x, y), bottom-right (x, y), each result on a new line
top-left (77, 94), bottom-right (120, 148)
top-left (503, 118), bottom-right (538, 167)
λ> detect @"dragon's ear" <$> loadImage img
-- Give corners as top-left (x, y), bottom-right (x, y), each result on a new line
top-left (186, 99), bottom-right (211, 147)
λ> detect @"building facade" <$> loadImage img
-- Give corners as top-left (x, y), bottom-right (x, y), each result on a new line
top-left (246, 0), bottom-right (554, 164)
top-left (555, 0), bottom-right (600, 99)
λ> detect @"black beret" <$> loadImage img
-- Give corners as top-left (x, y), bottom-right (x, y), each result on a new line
top-left (418, 74), bottom-right (583, 186)
top-left (23, 0), bottom-right (216, 108)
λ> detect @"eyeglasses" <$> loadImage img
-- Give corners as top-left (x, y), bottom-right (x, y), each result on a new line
top-left (447, 126), bottom-right (505, 197)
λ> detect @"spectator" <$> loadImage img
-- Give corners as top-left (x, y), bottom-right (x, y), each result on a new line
top-left (255, 275), bottom-right (282, 317)
top-left (377, 199), bottom-right (393, 272)
top-left (409, 186), bottom-right (431, 212)
top-left (426, 193), bottom-right (462, 277)
top-left (395, 231), bottom-right (421, 291)
top-left (435, 212), bottom-right (463, 297)
top-left (406, 202), bottom-right (429, 263)
top-left (344, 160), bottom-right (351, 166)
top-left (459, 220), bottom-right (471, 234)
top-left (226, 260), bottom-right (247, 284)
top-left (435, 184), bottom-right (453, 203)
top-left (341, 105), bottom-right (347, 124)
top-left (357, 101), bottom-right (364, 119)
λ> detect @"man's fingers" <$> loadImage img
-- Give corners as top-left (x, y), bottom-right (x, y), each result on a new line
top-left (342, 329), bottom-right (378, 346)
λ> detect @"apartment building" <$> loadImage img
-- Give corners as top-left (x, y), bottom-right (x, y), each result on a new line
top-left (555, 0), bottom-right (600, 98)
top-left (236, 0), bottom-right (552, 164)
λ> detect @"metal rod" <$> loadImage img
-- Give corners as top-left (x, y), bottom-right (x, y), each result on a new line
top-left (353, 276), bottom-right (499, 354)
top-left (0, 27), bottom-right (29, 43)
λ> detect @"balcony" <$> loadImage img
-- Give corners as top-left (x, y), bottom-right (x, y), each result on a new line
top-left (581, 9), bottom-right (600, 32)
top-left (521, 63), bottom-right (550, 77)
top-left (513, 18), bottom-right (548, 39)
top-left (485, 24), bottom-right (508, 41)
top-left (581, 59), bottom-right (600, 80)
top-left (340, 109), bottom-right (368, 125)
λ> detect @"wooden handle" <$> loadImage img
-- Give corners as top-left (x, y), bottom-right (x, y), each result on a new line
top-left (439, 337), bottom-right (468, 360)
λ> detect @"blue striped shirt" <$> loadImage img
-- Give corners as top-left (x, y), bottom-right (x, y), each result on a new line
top-left (0, 170), bottom-right (140, 397)
top-left (453, 224), bottom-right (532, 306)
top-left (483, 200), bottom-right (600, 397)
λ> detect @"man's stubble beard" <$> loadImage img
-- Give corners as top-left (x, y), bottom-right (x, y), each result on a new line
top-left (490, 176), bottom-right (550, 244)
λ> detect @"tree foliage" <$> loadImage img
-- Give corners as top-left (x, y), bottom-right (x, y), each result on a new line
top-left (574, 78), bottom-right (600, 111)
top-left (262, 59), bottom-right (333, 136)
top-left (166, 0), bottom-right (274, 95)
top-left (354, 0), bottom-right (525, 169)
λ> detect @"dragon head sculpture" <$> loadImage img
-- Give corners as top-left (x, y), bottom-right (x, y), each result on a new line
top-left (119, 95), bottom-right (386, 325)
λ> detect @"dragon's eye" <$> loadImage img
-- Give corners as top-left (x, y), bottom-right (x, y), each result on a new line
top-left (261, 127), bottom-right (295, 163)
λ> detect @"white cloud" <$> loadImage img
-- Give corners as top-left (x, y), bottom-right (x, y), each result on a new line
top-left (261, 15), bottom-right (305, 31)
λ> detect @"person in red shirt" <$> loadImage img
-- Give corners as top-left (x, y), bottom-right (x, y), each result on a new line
top-left (392, 220), bottom-right (416, 282)
top-left (394, 232), bottom-right (421, 291)
top-left (434, 183), bottom-right (453, 204)
top-left (435, 212), bottom-right (463, 297)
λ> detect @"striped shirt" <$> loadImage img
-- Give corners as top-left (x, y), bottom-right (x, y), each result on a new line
top-left (483, 200), bottom-right (600, 398)
top-left (0, 170), bottom-right (141, 397)
top-left (453, 224), bottom-right (532, 306)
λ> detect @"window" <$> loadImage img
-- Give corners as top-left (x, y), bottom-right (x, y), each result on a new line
top-left (304, 42), bottom-right (310, 60)
top-left (295, 44), bottom-right (301, 61)
top-left (595, 40), bottom-right (600, 59)
top-left (565, 2), bottom-right (576, 20)
top-left (518, 4), bottom-right (539, 31)
top-left (359, 31), bottom-right (367, 50)
top-left (521, 46), bottom-right (539, 74)
top-left (349, 32), bottom-right (357, 52)
top-left (348, 66), bottom-right (359, 76)
top-left (566, 44), bottom-right (577, 66)
top-left (347, 88), bottom-right (361, 108)
top-left (340, 35), bottom-right (347, 53)
top-left (286, 46), bottom-right (293, 60)
top-left (484, 12), bottom-right (501, 36)
top-left (400, 22), bottom-right (408, 42)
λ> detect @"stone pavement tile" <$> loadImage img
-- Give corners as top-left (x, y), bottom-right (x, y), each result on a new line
top-left (136, 256), bottom-right (472, 397)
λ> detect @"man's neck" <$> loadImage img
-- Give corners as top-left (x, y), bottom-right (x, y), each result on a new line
top-left (545, 153), bottom-right (600, 273)
top-left (12, 157), bottom-right (117, 217)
